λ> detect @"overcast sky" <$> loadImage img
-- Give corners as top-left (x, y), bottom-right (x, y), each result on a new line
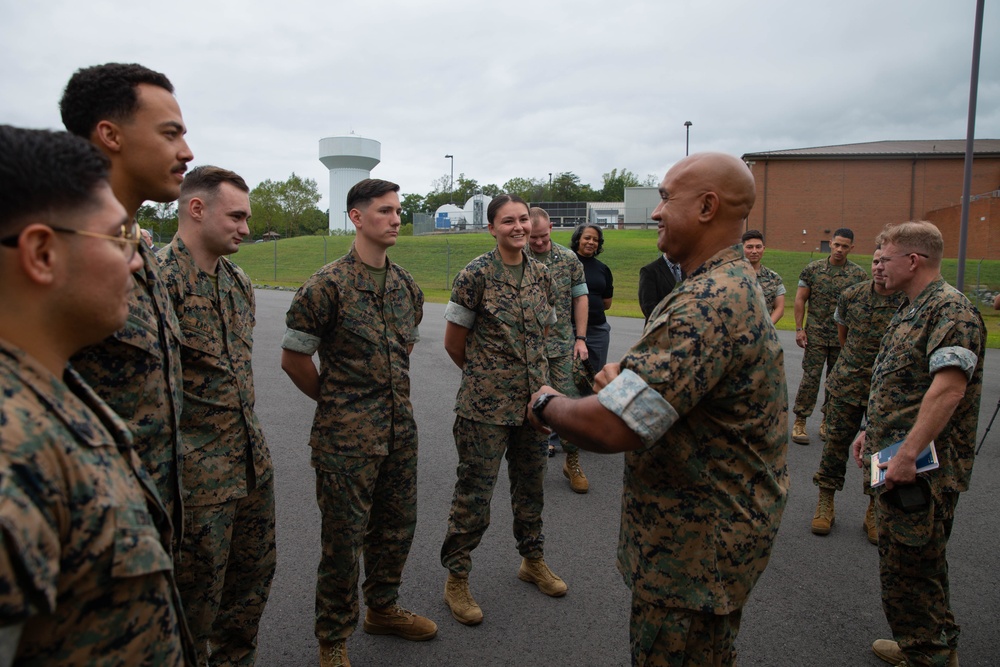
top-left (2, 0), bottom-right (997, 211)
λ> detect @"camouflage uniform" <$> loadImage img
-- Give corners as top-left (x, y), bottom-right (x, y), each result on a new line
top-left (282, 245), bottom-right (424, 642)
top-left (813, 280), bottom-right (903, 491)
top-left (0, 339), bottom-right (191, 666)
top-left (441, 248), bottom-right (556, 575)
top-left (597, 246), bottom-right (788, 665)
top-left (866, 277), bottom-right (984, 666)
top-left (531, 242), bottom-right (588, 455)
top-left (159, 237), bottom-right (276, 666)
top-left (70, 241), bottom-right (185, 551)
top-left (755, 264), bottom-right (786, 312)
top-left (793, 258), bottom-right (868, 419)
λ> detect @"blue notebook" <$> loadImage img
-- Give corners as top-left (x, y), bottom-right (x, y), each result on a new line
top-left (871, 439), bottom-right (939, 487)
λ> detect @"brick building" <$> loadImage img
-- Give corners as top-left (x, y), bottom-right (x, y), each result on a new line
top-left (741, 140), bottom-right (1000, 259)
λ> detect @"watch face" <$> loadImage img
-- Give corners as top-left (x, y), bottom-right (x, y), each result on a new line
top-left (533, 393), bottom-right (554, 410)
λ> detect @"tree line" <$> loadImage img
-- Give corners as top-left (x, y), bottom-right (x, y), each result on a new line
top-left (138, 168), bottom-right (655, 241)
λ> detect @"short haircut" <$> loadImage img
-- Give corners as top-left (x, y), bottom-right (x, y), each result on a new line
top-left (347, 179), bottom-right (399, 211)
top-left (832, 227), bottom-right (855, 241)
top-left (0, 125), bottom-right (110, 238)
top-left (180, 165), bottom-right (249, 205)
top-left (741, 229), bottom-right (764, 244)
top-left (570, 223), bottom-right (605, 256)
top-left (60, 63), bottom-right (174, 138)
top-left (875, 221), bottom-right (944, 261)
top-left (486, 194), bottom-right (529, 225)
top-left (529, 207), bottom-right (550, 224)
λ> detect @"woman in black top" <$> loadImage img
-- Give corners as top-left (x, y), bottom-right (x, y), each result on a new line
top-left (571, 224), bottom-right (613, 374)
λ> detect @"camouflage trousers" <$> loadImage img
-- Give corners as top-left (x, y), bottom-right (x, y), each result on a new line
top-left (877, 489), bottom-right (959, 667)
top-left (176, 479), bottom-right (276, 667)
top-left (312, 447), bottom-right (417, 641)
top-left (629, 594), bottom-right (742, 667)
top-left (548, 353), bottom-right (581, 455)
top-left (793, 343), bottom-right (840, 418)
top-left (811, 397), bottom-right (866, 491)
top-left (441, 416), bottom-right (547, 575)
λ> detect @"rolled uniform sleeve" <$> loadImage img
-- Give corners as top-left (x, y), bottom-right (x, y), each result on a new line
top-left (929, 346), bottom-right (978, 381)
top-left (281, 329), bottom-right (320, 355)
top-left (444, 301), bottom-right (476, 329)
top-left (597, 369), bottom-right (679, 446)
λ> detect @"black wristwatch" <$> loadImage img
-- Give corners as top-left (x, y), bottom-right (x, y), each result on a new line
top-left (532, 393), bottom-right (558, 426)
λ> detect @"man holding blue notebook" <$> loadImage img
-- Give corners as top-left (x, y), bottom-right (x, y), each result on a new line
top-left (853, 221), bottom-right (984, 667)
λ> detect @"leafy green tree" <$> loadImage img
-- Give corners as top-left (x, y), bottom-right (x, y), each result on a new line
top-left (249, 179), bottom-right (283, 238)
top-left (550, 172), bottom-right (597, 202)
top-left (400, 193), bottom-right (425, 225)
top-left (600, 168), bottom-right (641, 201)
top-left (501, 176), bottom-right (545, 202)
top-left (297, 206), bottom-right (328, 236)
top-left (282, 173), bottom-right (321, 235)
top-left (248, 173), bottom-right (321, 239)
top-left (137, 202), bottom-right (177, 243)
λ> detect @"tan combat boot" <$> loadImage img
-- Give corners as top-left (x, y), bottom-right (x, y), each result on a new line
top-left (319, 640), bottom-right (350, 667)
top-left (517, 557), bottom-right (568, 597)
top-left (444, 573), bottom-right (483, 626)
top-left (872, 638), bottom-right (958, 666)
top-left (363, 604), bottom-right (438, 641)
top-left (791, 417), bottom-right (810, 444)
top-left (810, 488), bottom-right (835, 535)
top-left (864, 496), bottom-right (878, 545)
top-left (563, 451), bottom-right (589, 494)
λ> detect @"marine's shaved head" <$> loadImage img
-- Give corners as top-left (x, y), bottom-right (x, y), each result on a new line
top-left (651, 152), bottom-right (756, 275)
top-left (668, 152), bottom-right (756, 223)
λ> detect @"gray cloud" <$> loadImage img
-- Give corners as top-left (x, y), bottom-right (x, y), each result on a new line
top-left (2, 0), bottom-right (996, 210)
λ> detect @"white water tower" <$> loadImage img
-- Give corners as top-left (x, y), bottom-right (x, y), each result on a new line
top-left (319, 135), bottom-right (381, 232)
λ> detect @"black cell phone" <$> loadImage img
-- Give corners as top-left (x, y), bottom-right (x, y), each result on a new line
top-left (885, 478), bottom-right (931, 513)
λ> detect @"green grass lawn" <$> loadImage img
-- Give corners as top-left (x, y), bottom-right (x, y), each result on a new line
top-left (231, 230), bottom-right (1000, 347)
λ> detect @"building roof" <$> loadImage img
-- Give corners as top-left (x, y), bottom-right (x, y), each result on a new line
top-left (743, 139), bottom-right (1000, 160)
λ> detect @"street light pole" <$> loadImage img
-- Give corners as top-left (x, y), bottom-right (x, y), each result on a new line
top-left (548, 172), bottom-right (552, 199)
top-left (684, 121), bottom-right (692, 156)
top-left (444, 154), bottom-right (454, 203)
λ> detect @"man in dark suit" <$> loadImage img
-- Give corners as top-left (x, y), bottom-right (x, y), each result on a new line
top-left (638, 254), bottom-right (682, 322)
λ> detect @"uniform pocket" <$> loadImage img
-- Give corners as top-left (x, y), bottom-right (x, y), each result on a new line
top-left (111, 505), bottom-right (173, 579)
top-left (181, 324), bottom-right (225, 359)
top-left (879, 490), bottom-right (935, 549)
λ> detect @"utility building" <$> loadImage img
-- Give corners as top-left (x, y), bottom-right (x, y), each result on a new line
top-left (741, 140), bottom-right (1000, 258)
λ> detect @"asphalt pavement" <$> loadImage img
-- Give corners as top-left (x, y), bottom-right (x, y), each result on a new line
top-left (251, 289), bottom-right (1000, 667)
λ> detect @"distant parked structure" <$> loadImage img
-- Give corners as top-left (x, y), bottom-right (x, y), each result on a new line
top-left (434, 194), bottom-right (493, 231)
top-left (741, 140), bottom-right (1000, 258)
top-left (319, 135), bottom-right (381, 232)
top-left (624, 187), bottom-right (660, 227)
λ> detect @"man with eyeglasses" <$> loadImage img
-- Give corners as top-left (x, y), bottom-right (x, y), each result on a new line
top-left (850, 221), bottom-right (984, 667)
top-left (59, 63), bottom-right (193, 555)
top-left (791, 228), bottom-right (867, 445)
top-left (158, 166), bottom-right (276, 666)
top-left (808, 246), bottom-right (903, 540)
top-left (0, 125), bottom-right (193, 665)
